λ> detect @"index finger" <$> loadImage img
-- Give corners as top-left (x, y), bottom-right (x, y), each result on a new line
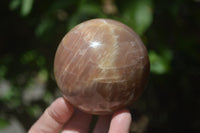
top-left (28, 97), bottom-right (74, 133)
top-left (108, 109), bottom-right (132, 133)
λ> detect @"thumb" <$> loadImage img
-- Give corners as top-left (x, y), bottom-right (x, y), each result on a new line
top-left (28, 97), bottom-right (74, 133)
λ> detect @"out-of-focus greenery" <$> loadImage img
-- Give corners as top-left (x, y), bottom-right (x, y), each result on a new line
top-left (0, 0), bottom-right (200, 132)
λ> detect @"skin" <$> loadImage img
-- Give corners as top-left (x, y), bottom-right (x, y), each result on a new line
top-left (28, 97), bottom-right (132, 133)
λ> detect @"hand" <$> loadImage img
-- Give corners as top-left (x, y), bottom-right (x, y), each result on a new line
top-left (28, 97), bottom-right (132, 133)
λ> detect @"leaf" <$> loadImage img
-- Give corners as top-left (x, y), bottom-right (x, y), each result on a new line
top-left (38, 69), bottom-right (48, 82)
top-left (80, 4), bottom-right (102, 15)
top-left (0, 118), bottom-right (9, 129)
top-left (35, 18), bottom-right (54, 37)
top-left (149, 50), bottom-right (172, 74)
top-left (21, 0), bottom-right (34, 16)
top-left (0, 66), bottom-right (7, 79)
top-left (68, 3), bottom-right (104, 30)
top-left (20, 50), bottom-right (37, 64)
top-left (78, 3), bottom-right (104, 22)
top-left (25, 105), bottom-right (42, 117)
top-left (9, 0), bottom-right (21, 10)
top-left (49, 0), bottom-right (78, 11)
top-left (123, 0), bottom-right (153, 35)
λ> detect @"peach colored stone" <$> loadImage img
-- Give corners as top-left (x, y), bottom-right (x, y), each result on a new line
top-left (54, 19), bottom-right (149, 115)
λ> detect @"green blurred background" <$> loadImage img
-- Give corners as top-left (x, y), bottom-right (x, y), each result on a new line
top-left (0, 0), bottom-right (200, 132)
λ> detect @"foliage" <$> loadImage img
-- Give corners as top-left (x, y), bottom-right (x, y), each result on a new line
top-left (0, 0), bottom-right (200, 132)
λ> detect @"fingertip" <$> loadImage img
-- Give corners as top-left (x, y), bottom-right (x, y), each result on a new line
top-left (112, 109), bottom-right (131, 119)
top-left (57, 97), bottom-right (74, 115)
top-left (47, 97), bottom-right (74, 124)
top-left (109, 109), bottom-right (132, 133)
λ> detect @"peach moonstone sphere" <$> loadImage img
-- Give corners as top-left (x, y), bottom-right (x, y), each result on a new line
top-left (54, 19), bottom-right (149, 115)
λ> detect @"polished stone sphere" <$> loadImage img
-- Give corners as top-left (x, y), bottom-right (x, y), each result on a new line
top-left (54, 19), bottom-right (149, 115)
